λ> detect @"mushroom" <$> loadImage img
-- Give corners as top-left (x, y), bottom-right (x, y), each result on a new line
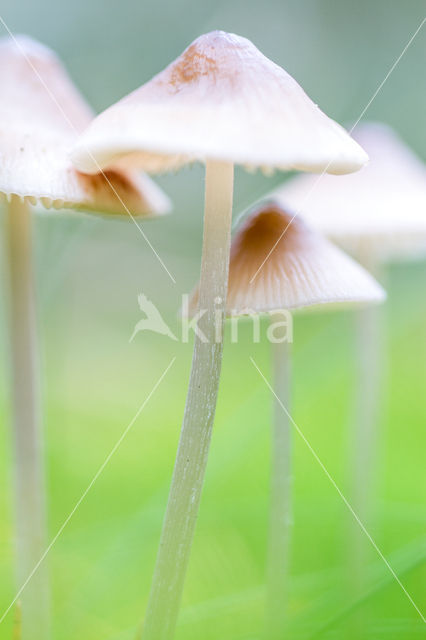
top-left (70, 30), bottom-right (368, 639)
top-left (0, 35), bottom-right (170, 216)
top-left (274, 122), bottom-right (426, 262)
top-left (0, 34), bottom-right (169, 640)
top-left (189, 201), bottom-right (385, 637)
top-left (273, 122), bottom-right (426, 588)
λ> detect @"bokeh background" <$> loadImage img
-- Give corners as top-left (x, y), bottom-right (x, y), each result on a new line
top-left (0, 1), bottom-right (425, 638)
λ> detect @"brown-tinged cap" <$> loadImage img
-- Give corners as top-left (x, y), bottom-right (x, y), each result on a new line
top-left (190, 202), bottom-right (385, 316)
top-left (71, 31), bottom-right (367, 176)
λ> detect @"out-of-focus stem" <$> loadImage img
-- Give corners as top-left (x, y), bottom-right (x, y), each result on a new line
top-left (350, 254), bottom-right (384, 549)
top-left (142, 161), bottom-right (234, 640)
top-left (266, 323), bottom-right (292, 639)
top-left (352, 304), bottom-right (382, 528)
top-left (6, 195), bottom-right (49, 640)
top-left (346, 252), bottom-right (385, 639)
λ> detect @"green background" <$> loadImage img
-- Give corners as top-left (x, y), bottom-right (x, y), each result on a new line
top-left (0, 1), bottom-right (425, 638)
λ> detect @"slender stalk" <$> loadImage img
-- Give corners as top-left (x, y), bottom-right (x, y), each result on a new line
top-left (6, 196), bottom-right (49, 640)
top-left (350, 256), bottom-right (384, 559)
top-left (266, 327), bottom-right (292, 639)
top-left (349, 300), bottom-right (383, 570)
top-left (347, 254), bottom-right (384, 637)
top-left (142, 161), bottom-right (234, 640)
top-left (352, 304), bottom-right (382, 528)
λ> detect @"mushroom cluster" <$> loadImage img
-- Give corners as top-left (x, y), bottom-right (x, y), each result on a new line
top-left (71, 30), bottom-right (372, 640)
top-left (2, 28), bottom-right (408, 640)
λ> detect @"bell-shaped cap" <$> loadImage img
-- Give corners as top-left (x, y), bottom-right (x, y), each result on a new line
top-left (0, 35), bottom-right (170, 215)
top-left (274, 122), bottom-right (426, 262)
top-left (190, 203), bottom-right (385, 316)
top-left (71, 31), bottom-right (367, 176)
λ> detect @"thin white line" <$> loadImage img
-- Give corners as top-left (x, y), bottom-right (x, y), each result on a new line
top-left (0, 17), bottom-right (176, 285)
top-left (0, 357), bottom-right (176, 626)
top-left (249, 16), bottom-right (426, 284)
top-left (250, 356), bottom-right (426, 624)
top-left (348, 17), bottom-right (426, 134)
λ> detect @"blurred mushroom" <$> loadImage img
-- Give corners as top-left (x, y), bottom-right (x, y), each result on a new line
top-left (190, 201), bottom-right (385, 637)
top-left (274, 122), bottom-right (426, 262)
top-left (0, 34), bottom-right (170, 640)
top-left (274, 122), bottom-right (426, 588)
top-left (71, 30), bottom-right (368, 639)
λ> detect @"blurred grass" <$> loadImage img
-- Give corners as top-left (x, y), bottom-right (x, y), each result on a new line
top-left (0, 212), bottom-right (425, 639)
top-left (0, 0), bottom-right (425, 638)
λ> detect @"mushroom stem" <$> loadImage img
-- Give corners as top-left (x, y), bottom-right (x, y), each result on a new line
top-left (350, 298), bottom-right (383, 553)
top-left (142, 160), bottom-right (234, 640)
top-left (348, 255), bottom-right (384, 607)
top-left (6, 196), bottom-right (49, 640)
top-left (266, 325), bottom-right (292, 638)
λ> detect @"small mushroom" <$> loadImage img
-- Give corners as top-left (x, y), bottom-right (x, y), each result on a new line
top-left (190, 201), bottom-right (385, 636)
top-left (274, 122), bottom-right (426, 262)
top-left (0, 34), bottom-right (170, 640)
top-left (71, 30), bottom-right (368, 639)
top-left (274, 121), bottom-right (426, 598)
top-left (0, 35), bottom-right (170, 216)
top-left (221, 203), bottom-right (385, 313)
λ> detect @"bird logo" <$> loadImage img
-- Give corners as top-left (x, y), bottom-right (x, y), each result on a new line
top-left (129, 294), bottom-right (178, 343)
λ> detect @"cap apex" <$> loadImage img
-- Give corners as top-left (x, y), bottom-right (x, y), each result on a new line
top-left (0, 34), bottom-right (57, 61)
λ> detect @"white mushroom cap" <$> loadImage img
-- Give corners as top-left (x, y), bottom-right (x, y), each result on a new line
top-left (71, 31), bottom-right (367, 176)
top-left (274, 123), bottom-right (426, 262)
top-left (0, 35), bottom-right (170, 216)
top-left (190, 203), bottom-right (385, 316)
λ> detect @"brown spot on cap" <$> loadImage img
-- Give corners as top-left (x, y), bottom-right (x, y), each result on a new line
top-left (168, 43), bottom-right (217, 87)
